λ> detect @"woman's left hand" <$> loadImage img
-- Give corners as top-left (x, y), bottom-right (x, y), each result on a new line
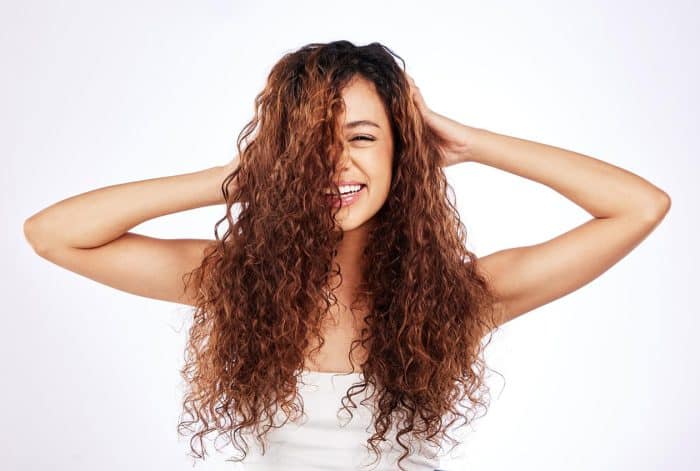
top-left (405, 71), bottom-right (478, 167)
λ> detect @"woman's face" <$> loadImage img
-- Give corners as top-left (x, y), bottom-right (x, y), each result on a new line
top-left (328, 75), bottom-right (394, 232)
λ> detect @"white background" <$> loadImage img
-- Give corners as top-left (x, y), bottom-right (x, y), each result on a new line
top-left (3, 1), bottom-right (697, 470)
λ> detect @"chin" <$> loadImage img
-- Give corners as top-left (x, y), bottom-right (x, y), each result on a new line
top-left (334, 219), bottom-right (361, 232)
top-left (334, 213), bottom-right (375, 233)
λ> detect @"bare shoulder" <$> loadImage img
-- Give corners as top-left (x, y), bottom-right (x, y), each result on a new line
top-left (471, 250), bottom-right (515, 328)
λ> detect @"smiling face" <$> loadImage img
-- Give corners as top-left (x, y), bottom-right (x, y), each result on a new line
top-left (328, 75), bottom-right (394, 232)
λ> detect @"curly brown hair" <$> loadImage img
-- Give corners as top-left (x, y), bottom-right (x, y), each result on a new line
top-left (177, 40), bottom-right (502, 470)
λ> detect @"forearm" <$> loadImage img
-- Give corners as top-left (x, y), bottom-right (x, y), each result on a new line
top-left (24, 165), bottom-right (231, 250)
top-left (461, 127), bottom-right (670, 219)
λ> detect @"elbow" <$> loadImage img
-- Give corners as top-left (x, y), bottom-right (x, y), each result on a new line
top-left (23, 217), bottom-right (36, 243)
top-left (639, 191), bottom-right (671, 223)
top-left (23, 217), bottom-right (51, 256)
top-left (652, 191), bottom-right (671, 218)
top-left (23, 217), bottom-right (39, 251)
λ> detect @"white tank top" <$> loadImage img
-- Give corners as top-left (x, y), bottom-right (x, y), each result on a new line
top-left (238, 369), bottom-right (447, 471)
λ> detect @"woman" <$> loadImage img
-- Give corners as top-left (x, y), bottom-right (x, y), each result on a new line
top-left (23, 40), bottom-right (671, 471)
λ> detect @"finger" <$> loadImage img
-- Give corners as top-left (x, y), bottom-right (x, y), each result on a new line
top-left (405, 70), bottom-right (416, 86)
top-left (404, 72), bottom-right (426, 110)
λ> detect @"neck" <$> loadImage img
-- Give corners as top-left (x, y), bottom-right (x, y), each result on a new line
top-left (329, 218), bottom-right (374, 298)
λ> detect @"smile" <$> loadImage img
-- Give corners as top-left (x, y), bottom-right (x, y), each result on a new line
top-left (326, 185), bottom-right (366, 208)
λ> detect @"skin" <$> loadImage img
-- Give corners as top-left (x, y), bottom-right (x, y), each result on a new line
top-left (405, 71), bottom-right (671, 327)
top-left (23, 67), bottom-right (670, 375)
top-left (327, 75), bottom-right (394, 301)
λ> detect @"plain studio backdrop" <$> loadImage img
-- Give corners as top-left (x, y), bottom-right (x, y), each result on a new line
top-left (2, 1), bottom-right (696, 470)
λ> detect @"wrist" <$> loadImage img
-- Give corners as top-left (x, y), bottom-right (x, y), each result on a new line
top-left (458, 124), bottom-right (484, 163)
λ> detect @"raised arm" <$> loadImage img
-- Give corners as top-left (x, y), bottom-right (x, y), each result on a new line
top-left (23, 158), bottom-right (239, 306)
top-left (404, 72), bottom-right (671, 328)
top-left (460, 126), bottom-right (670, 327)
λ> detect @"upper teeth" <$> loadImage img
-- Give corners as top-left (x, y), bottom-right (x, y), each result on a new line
top-left (325, 184), bottom-right (363, 195)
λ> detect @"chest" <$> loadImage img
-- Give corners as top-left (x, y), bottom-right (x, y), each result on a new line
top-left (302, 302), bottom-right (369, 374)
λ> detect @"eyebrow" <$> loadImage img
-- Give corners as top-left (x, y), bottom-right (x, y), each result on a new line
top-left (343, 120), bottom-right (381, 129)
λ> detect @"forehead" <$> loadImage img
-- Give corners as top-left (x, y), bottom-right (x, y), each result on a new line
top-left (339, 76), bottom-right (389, 128)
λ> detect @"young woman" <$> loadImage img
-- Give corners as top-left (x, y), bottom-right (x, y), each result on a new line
top-left (23, 40), bottom-right (670, 471)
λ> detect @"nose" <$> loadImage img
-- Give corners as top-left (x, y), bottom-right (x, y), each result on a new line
top-left (335, 146), bottom-right (352, 174)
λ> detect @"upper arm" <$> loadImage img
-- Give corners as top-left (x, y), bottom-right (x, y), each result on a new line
top-left (475, 207), bottom-right (669, 328)
top-left (28, 231), bottom-right (217, 307)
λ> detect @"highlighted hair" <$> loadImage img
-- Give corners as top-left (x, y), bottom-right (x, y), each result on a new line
top-left (178, 40), bottom-right (502, 470)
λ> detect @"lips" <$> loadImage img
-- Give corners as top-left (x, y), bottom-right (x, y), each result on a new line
top-left (326, 184), bottom-right (366, 208)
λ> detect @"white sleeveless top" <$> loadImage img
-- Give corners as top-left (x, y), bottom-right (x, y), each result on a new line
top-left (238, 370), bottom-right (446, 471)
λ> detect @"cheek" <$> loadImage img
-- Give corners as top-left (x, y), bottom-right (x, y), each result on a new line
top-left (358, 148), bottom-right (392, 191)
top-left (368, 167), bottom-right (392, 201)
top-left (367, 166), bottom-right (391, 191)
top-left (369, 151), bottom-right (393, 179)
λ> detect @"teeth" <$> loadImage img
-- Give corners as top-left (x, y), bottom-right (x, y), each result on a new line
top-left (324, 184), bottom-right (363, 195)
top-left (340, 184), bottom-right (361, 194)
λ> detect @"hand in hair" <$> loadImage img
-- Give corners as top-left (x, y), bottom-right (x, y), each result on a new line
top-left (404, 71), bottom-right (480, 167)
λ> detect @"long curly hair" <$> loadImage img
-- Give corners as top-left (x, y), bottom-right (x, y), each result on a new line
top-left (177, 40), bottom-right (502, 470)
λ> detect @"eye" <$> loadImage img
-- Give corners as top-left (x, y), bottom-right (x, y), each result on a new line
top-left (350, 135), bottom-right (376, 142)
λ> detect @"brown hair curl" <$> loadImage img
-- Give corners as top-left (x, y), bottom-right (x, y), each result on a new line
top-left (178, 40), bottom-right (502, 470)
